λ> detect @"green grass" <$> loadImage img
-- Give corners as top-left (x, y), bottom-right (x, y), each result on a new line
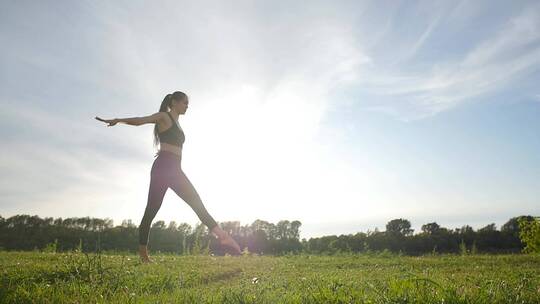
top-left (1, 251), bottom-right (539, 303)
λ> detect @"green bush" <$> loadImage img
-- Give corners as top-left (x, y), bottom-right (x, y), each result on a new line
top-left (42, 239), bottom-right (58, 253)
top-left (518, 217), bottom-right (540, 253)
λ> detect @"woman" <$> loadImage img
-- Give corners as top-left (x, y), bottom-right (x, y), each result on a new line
top-left (95, 91), bottom-right (242, 262)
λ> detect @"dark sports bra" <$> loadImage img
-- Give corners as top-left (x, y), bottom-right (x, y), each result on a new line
top-left (158, 112), bottom-right (185, 148)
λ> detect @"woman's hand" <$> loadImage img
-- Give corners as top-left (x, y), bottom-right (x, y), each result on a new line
top-left (95, 116), bottom-right (119, 126)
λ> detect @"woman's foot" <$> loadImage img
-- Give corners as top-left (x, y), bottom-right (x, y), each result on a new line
top-left (211, 226), bottom-right (242, 255)
top-left (219, 234), bottom-right (242, 255)
top-left (139, 245), bottom-right (154, 263)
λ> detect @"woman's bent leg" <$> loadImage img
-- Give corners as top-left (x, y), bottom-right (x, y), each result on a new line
top-left (139, 174), bottom-right (168, 245)
top-left (169, 170), bottom-right (218, 231)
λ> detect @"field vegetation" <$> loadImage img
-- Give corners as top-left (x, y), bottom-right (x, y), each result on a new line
top-left (1, 250), bottom-right (539, 303)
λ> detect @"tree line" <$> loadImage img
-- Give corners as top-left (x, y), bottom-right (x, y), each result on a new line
top-left (0, 214), bottom-right (536, 255)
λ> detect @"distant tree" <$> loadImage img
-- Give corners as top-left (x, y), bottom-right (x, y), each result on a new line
top-left (290, 220), bottom-right (302, 239)
top-left (456, 225), bottom-right (474, 234)
top-left (421, 222), bottom-right (441, 235)
top-left (177, 223), bottom-right (192, 235)
top-left (502, 216), bottom-right (535, 236)
top-left (0, 214), bottom-right (532, 255)
top-left (386, 218), bottom-right (414, 236)
top-left (53, 217), bottom-right (63, 226)
top-left (151, 220), bottom-right (166, 229)
top-left (276, 220), bottom-right (290, 240)
top-left (121, 219), bottom-right (136, 228)
top-left (248, 219), bottom-right (272, 254)
top-left (167, 221), bottom-right (178, 231)
top-left (478, 223), bottom-right (497, 233)
top-left (328, 234), bottom-right (352, 253)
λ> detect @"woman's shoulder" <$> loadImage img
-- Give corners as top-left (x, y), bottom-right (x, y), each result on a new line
top-left (155, 111), bottom-right (170, 122)
top-left (155, 112), bottom-right (173, 131)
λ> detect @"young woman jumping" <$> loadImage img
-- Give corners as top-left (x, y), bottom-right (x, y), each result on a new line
top-left (95, 91), bottom-right (242, 262)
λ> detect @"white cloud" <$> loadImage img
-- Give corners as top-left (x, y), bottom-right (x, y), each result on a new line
top-left (350, 2), bottom-right (540, 120)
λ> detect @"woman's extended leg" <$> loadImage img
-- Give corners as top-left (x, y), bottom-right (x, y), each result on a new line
top-left (138, 172), bottom-right (168, 262)
top-left (169, 170), bottom-right (241, 255)
top-left (169, 170), bottom-right (218, 230)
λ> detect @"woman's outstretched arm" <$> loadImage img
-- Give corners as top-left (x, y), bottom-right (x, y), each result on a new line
top-left (95, 112), bottom-right (164, 127)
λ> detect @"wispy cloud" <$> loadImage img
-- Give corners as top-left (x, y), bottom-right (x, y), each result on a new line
top-left (350, 2), bottom-right (540, 120)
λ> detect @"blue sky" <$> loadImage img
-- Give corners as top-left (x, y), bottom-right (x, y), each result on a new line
top-left (1, 1), bottom-right (539, 239)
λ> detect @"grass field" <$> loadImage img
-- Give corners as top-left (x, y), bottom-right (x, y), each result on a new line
top-left (1, 251), bottom-right (539, 303)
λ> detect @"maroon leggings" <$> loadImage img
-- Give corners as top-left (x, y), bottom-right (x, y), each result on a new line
top-left (139, 150), bottom-right (218, 245)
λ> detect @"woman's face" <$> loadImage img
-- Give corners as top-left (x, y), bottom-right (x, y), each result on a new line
top-left (172, 97), bottom-right (189, 114)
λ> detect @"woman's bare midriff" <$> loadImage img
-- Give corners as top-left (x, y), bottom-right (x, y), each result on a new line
top-left (159, 143), bottom-right (182, 156)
